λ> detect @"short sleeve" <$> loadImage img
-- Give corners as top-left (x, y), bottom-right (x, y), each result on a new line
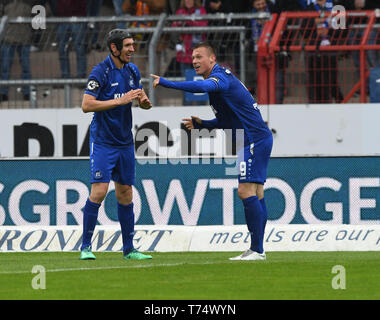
top-left (84, 65), bottom-right (105, 98)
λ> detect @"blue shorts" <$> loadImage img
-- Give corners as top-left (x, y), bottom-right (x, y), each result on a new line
top-left (90, 142), bottom-right (135, 185)
top-left (237, 135), bottom-right (273, 185)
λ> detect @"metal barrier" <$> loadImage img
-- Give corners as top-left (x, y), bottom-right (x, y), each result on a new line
top-left (0, 12), bottom-right (271, 108)
top-left (258, 10), bottom-right (380, 104)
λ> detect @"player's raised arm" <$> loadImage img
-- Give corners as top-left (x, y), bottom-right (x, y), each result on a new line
top-left (151, 42), bottom-right (229, 94)
top-left (150, 74), bottom-right (225, 93)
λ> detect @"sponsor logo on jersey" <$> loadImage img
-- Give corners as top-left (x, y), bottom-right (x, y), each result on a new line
top-left (114, 93), bottom-right (126, 99)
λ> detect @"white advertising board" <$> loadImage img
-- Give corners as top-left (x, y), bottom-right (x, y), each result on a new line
top-left (0, 104), bottom-right (379, 158)
top-left (1, 224), bottom-right (380, 252)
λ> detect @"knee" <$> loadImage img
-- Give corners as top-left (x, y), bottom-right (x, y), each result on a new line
top-left (238, 183), bottom-right (258, 200)
top-left (257, 187), bottom-right (264, 200)
top-left (89, 184), bottom-right (108, 204)
top-left (90, 190), bottom-right (107, 204)
top-left (238, 184), bottom-right (253, 200)
top-left (116, 186), bottom-right (133, 205)
top-left (237, 186), bottom-right (246, 200)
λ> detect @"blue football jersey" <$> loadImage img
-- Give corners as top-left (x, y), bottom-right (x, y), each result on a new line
top-left (207, 64), bottom-right (271, 145)
top-left (159, 64), bottom-right (272, 146)
top-left (84, 55), bottom-right (143, 146)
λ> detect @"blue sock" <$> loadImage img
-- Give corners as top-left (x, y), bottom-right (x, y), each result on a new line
top-left (260, 197), bottom-right (268, 239)
top-left (118, 202), bottom-right (135, 255)
top-left (242, 195), bottom-right (265, 254)
top-left (81, 198), bottom-right (101, 250)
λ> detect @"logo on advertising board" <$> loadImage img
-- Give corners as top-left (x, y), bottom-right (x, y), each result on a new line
top-left (1, 225), bottom-right (380, 253)
top-left (0, 158), bottom-right (379, 226)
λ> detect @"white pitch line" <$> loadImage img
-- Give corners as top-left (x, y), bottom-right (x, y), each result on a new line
top-left (0, 261), bottom-right (222, 275)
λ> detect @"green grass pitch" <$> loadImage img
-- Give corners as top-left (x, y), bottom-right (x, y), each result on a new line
top-left (0, 251), bottom-right (379, 300)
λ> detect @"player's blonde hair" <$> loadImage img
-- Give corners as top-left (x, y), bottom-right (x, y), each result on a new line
top-left (192, 42), bottom-right (216, 57)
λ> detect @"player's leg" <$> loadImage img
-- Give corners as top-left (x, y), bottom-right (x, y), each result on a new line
top-left (230, 138), bottom-right (272, 261)
top-left (80, 142), bottom-right (115, 260)
top-left (114, 145), bottom-right (152, 260)
top-left (114, 182), bottom-right (135, 255)
top-left (80, 182), bottom-right (108, 260)
top-left (256, 184), bottom-right (268, 244)
top-left (234, 182), bottom-right (266, 260)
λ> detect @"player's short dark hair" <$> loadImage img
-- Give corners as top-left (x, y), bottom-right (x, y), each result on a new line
top-left (106, 29), bottom-right (133, 52)
top-left (192, 42), bottom-right (216, 57)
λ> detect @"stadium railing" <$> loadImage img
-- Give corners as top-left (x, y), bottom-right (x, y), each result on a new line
top-left (257, 10), bottom-right (380, 105)
top-left (0, 12), bottom-right (270, 109)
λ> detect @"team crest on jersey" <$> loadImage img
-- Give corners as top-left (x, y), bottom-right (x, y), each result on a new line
top-left (129, 76), bottom-right (135, 88)
top-left (86, 79), bottom-right (100, 93)
top-left (210, 77), bottom-right (219, 83)
top-left (94, 170), bottom-right (103, 179)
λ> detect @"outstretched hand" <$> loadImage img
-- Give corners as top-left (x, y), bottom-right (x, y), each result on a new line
top-left (182, 116), bottom-right (202, 130)
top-left (150, 74), bottom-right (160, 88)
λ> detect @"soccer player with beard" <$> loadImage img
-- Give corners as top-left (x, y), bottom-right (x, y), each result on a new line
top-left (79, 29), bottom-right (152, 260)
top-left (151, 42), bottom-right (273, 260)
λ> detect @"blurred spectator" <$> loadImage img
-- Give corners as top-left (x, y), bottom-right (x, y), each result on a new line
top-left (304, 0), bottom-right (343, 103)
top-left (347, 0), bottom-right (380, 82)
top-left (0, 0), bottom-right (32, 102)
top-left (205, 0), bottom-right (233, 13)
top-left (204, 1), bottom-right (230, 60)
top-left (165, 0), bottom-right (181, 14)
top-left (144, 0), bottom-right (166, 14)
top-left (270, 0), bottom-right (309, 104)
top-left (251, 0), bottom-right (275, 52)
top-left (126, 0), bottom-right (151, 49)
top-left (172, 0), bottom-right (208, 104)
top-left (251, 0), bottom-right (287, 103)
top-left (29, 0), bottom-right (54, 52)
top-left (113, 0), bottom-right (133, 29)
top-left (87, 0), bottom-right (103, 51)
top-left (122, 0), bottom-right (166, 15)
top-left (127, 0), bottom-right (151, 28)
top-left (204, 1), bottom-right (243, 73)
top-left (56, 0), bottom-right (87, 79)
top-left (172, 0), bottom-right (208, 75)
top-left (230, 1), bottom-right (251, 75)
